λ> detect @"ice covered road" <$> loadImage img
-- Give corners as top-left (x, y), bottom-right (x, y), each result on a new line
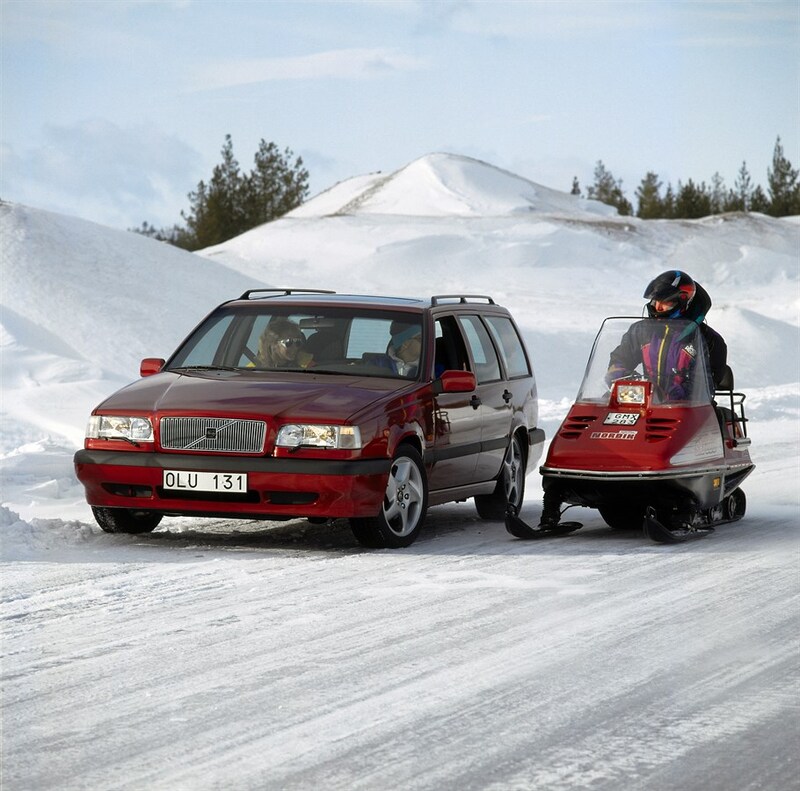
top-left (2, 504), bottom-right (798, 791)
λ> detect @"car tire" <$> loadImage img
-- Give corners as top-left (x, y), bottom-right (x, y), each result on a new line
top-left (350, 445), bottom-right (428, 548)
top-left (598, 503), bottom-right (645, 530)
top-left (474, 434), bottom-right (526, 521)
top-left (92, 507), bottom-right (163, 534)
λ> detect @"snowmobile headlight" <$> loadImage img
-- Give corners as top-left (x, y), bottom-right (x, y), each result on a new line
top-left (616, 384), bottom-right (646, 404)
top-left (275, 424), bottom-right (362, 450)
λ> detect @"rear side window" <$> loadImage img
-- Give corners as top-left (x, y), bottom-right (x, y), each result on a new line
top-left (485, 316), bottom-right (530, 378)
top-left (458, 315), bottom-right (502, 383)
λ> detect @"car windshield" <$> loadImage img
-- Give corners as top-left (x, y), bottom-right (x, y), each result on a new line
top-left (166, 305), bottom-right (424, 379)
top-left (575, 317), bottom-right (714, 406)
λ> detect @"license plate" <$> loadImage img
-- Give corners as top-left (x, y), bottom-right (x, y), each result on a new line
top-left (604, 412), bottom-right (639, 426)
top-left (163, 470), bottom-right (248, 493)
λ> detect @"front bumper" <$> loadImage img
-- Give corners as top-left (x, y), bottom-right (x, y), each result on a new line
top-left (74, 449), bottom-right (392, 519)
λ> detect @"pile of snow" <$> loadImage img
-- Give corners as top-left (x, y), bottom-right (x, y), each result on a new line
top-left (1, 152), bottom-right (798, 543)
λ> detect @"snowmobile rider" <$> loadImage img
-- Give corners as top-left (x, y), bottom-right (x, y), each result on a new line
top-left (606, 270), bottom-right (728, 398)
top-left (537, 270), bottom-right (727, 530)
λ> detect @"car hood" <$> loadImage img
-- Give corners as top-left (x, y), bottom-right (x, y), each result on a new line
top-left (96, 370), bottom-right (411, 422)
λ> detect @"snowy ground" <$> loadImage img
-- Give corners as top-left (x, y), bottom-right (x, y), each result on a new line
top-left (1, 154), bottom-right (799, 790)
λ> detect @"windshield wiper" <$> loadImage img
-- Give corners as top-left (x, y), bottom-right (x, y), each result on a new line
top-left (171, 365), bottom-right (241, 372)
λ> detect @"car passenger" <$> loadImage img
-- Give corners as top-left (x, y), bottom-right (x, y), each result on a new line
top-left (257, 318), bottom-right (314, 369)
top-left (386, 322), bottom-right (422, 377)
top-left (360, 321), bottom-right (422, 378)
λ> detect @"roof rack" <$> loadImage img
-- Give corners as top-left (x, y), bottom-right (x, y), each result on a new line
top-left (430, 294), bottom-right (496, 306)
top-left (238, 288), bottom-right (337, 300)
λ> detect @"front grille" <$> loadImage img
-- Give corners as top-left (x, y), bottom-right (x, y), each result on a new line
top-left (160, 417), bottom-right (267, 454)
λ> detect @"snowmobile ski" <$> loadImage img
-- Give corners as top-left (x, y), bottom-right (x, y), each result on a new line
top-left (643, 507), bottom-right (715, 544)
top-left (505, 507), bottom-right (582, 540)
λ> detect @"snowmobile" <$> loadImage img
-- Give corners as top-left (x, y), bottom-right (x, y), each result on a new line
top-left (506, 317), bottom-right (754, 543)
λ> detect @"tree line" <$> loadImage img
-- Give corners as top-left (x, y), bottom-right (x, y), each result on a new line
top-left (573, 136), bottom-right (799, 219)
top-left (133, 134), bottom-right (309, 250)
top-left (134, 134), bottom-right (798, 250)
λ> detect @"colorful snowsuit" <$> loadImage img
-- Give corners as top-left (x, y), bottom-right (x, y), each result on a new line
top-left (607, 282), bottom-right (727, 399)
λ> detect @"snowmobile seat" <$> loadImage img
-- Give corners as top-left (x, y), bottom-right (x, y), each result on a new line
top-left (716, 364), bottom-right (734, 391)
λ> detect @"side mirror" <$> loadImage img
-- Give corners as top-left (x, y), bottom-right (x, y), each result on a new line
top-left (140, 358), bottom-right (165, 377)
top-left (436, 370), bottom-right (477, 393)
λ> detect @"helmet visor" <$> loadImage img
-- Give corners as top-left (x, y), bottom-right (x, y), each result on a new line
top-left (649, 298), bottom-right (678, 315)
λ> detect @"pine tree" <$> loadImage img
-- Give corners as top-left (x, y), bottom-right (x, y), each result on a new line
top-left (635, 172), bottom-right (664, 219)
top-left (181, 135), bottom-right (247, 249)
top-left (750, 184), bottom-right (771, 213)
top-left (570, 177), bottom-right (581, 196)
top-left (675, 179), bottom-right (712, 219)
top-left (587, 160), bottom-right (633, 215)
top-left (767, 136), bottom-right (800, 216)
top-left (245, 140), bottom-right (309, 228)
top-left (732, 161), bottom-right (753, 211)
top-left (663, 184), bottom-right (676, 219)
top-left (177, 135), bottom-right (310, 250)
top-left (709, 172), bottom-right (726, 215)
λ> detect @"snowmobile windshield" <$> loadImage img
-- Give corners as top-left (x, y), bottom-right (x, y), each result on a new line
top-left (575, 317), bottom-right (714, 407)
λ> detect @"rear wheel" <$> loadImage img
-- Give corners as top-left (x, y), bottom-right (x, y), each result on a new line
top-left (92, 507), bottom-right (162, 534)
top-left (599, 503), bottom-right (645, 530)
top-left (350, 446), bottom-right (428, 548)
top-left (724, 489), bottom-right (746, 521)
top-left (475, 434), bottom-right (526, 520)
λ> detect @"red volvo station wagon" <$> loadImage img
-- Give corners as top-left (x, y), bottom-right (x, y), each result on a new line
top-left (74, 289), bottom-right (545, 547)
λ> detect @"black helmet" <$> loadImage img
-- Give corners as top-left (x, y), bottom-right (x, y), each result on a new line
top-left (644, 270), bottom-right (697, 318)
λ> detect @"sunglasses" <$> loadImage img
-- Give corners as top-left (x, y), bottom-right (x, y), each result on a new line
top-left (278, 337), bottom-right (305, 348)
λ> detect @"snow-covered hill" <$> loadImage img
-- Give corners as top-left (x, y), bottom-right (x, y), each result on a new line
top-left (1, 154), bottom-right (799, 791)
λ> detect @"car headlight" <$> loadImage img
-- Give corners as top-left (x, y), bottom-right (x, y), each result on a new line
top-left (87, 415), bottom-right (154, 443)
top-left (275, 424), bottom-right (361, 450)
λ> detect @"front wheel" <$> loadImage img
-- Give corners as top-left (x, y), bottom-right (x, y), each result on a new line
top-left (350, 446), bottom-right (428, 548)
top-left (92, 507), bottom-right (162, 534)
top-left (475, 434), bottom-right (526, 520)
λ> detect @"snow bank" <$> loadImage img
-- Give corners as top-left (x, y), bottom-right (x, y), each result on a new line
top-left (0, 505), bottom-right (97, 560)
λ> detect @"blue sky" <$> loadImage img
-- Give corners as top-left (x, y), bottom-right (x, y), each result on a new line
top-left (2, 0), bottom-right (798, 230)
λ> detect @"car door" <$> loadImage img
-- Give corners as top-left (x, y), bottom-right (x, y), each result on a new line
top-left (457, 314), bottom-right (512, 483)
top-left (427, 316), bottom-right (482, 490)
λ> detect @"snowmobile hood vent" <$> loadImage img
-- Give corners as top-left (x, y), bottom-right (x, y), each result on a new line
top-left (645, 416), bottom-right (679, 442)
top-left (559, 415), bottom-right (598, 439)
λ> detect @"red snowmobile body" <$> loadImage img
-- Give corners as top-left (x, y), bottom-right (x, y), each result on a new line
top-left (540, 318), bottom-right (754, 539)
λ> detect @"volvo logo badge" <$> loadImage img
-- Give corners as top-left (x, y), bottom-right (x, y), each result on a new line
top-left (205, 427), bottom-right (217, 439)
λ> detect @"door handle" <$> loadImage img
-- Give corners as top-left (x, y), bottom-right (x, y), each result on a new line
top-left (470, 395), bottom-right (481, 410)
top-left (502, 389), bottom-right (513, 403)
